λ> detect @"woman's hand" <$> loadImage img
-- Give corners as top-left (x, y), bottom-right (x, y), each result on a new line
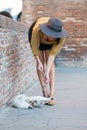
top-left (37, 62), bottom-right (43, 72)
top-left (34, 56), bottom-right (43, 72)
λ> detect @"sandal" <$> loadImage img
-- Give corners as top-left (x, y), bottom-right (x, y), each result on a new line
top-left (45, 98), bottom-right (55, 106)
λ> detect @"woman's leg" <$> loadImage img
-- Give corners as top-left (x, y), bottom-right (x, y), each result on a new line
top-left (45, 50), bottom-right (55, 98)
top-left (36, 51), bottom-right (48, 97)
top-left (49, 62), bottom-right (55, 98)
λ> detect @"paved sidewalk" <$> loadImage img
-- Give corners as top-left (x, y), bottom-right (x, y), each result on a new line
top-left (0, 67), bottom-right (87, 130)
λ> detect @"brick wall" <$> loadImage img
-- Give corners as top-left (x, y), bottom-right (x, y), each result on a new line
top-left (22, 0), bottom-right (87, 67)
top-left (0, 15), bottom-right (38, 110)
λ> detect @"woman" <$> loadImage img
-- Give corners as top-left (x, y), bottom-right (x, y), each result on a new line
top-left (28, 17), bottom-right (68, 105)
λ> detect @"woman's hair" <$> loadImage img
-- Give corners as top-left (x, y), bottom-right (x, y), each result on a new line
top-left (56, 38), bottom-right (60, 44)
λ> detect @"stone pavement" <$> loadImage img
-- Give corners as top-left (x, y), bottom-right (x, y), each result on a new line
top-left (0, 67), bottom-right (87, 130)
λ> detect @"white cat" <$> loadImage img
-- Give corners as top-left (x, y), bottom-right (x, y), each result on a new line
top-left (12, 94), bottom-right (51, 109)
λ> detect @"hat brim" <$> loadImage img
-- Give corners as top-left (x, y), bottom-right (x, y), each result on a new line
top-left (39, 23), bottom-right (68, 38)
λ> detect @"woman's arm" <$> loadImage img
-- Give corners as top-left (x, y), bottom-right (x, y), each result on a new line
top-left (49, 38), bottom-right (65, 55)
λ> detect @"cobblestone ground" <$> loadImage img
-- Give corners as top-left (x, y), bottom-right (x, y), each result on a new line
top-left (0, 67), bottom-right (87, 130)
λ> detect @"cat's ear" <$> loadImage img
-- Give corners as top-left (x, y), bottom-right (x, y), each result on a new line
top-left (34, 100), bottom-right (37, 103)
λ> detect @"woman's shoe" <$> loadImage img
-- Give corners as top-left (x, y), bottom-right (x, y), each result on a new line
top-left (45, 98), bottom-right (55, 106)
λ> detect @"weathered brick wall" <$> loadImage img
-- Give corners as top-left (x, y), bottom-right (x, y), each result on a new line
top-left (22, 0), bottom-right (87, 67)
top-left (0, 15), bottom-right (38, 110)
